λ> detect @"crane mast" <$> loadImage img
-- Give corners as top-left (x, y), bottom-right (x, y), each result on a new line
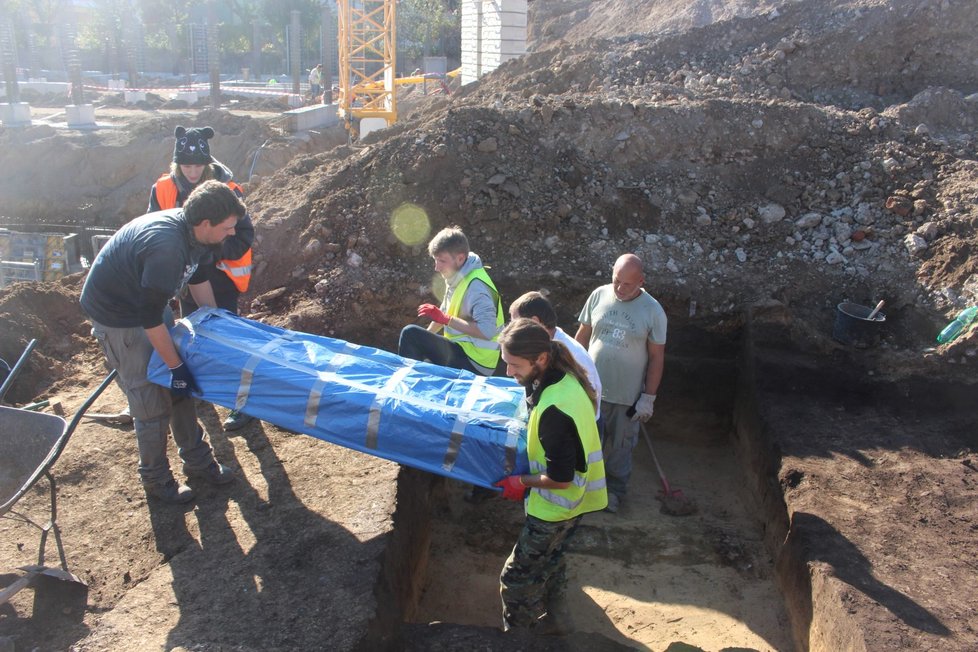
top-left (337, 0), bottom-right (397, 133)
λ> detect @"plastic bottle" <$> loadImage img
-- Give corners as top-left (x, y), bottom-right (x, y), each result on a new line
top-left (936, 306), bottom-right (978, 344)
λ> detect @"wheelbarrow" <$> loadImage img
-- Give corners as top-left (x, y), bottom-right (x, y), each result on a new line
top-left (0, 369), bottom-right (117, 618)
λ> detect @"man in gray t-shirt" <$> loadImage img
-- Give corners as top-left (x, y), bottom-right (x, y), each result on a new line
top-left (575, 253), bottom-right (667, 513)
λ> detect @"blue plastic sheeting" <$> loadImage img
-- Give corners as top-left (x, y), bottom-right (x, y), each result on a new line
top-left (146, 308), bottom-right (529, 488)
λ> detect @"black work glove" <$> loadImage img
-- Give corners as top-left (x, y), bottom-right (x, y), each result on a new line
top-left (169, 363), bottom-right (200, 397)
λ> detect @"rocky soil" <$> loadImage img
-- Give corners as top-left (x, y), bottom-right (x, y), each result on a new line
top-left (242, 0), bottom-right (978, 370)
top-left (2, 0), bottom-right (978, 650)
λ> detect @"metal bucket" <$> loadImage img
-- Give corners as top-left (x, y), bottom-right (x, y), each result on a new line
top-left (833, 302), bottom-right (886, 348)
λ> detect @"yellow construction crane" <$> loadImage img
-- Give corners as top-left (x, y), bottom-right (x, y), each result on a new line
top-left (337, 0), bottom-right (397, 135)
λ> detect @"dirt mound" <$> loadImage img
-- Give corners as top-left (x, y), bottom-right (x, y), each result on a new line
top-left (243, 0), bottom-right (978, 367)
top-left (0, 108), bottom-right (332, 226)
top-left (529, 0), bottom-right (782, 45)
top-left (0, 274), bottom-right (99, 404)
top-left (512, 0), bottom-right (978, 109)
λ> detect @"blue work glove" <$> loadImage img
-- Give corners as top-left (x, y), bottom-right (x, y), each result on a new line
top-left (169, 363), bottom-right (200, 397)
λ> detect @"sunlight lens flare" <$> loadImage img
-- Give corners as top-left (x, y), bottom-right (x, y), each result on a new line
top-left (390, 203), bottom-right (431, 246)
top-left (429, 273), bottom-right (447, 304)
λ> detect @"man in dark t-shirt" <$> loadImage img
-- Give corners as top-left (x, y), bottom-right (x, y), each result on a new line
top-left (81, 181), bottom-right (246, 505)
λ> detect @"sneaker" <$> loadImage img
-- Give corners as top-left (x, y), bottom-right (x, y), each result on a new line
top-left (143, 479), bottom-right (195, 504)
top-left (184, 461), bottom-right (235, 485)
top-left (604, 493), bottom-right (621, 513)
top-left (222, 409), bottom-right (253, 432)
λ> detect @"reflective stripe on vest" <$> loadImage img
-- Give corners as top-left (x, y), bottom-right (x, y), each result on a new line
top-left (213, 180), bottom-right (250, 291)
top-left (526, 374), bottom-right (607, 521)
top-left (443, 267), bottom-right (504, 370)
top-left (215, 248), bottom-right (253, 293)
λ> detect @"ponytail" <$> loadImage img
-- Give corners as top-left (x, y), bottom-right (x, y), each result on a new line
top-left (499, 318), bottom-right (597, 412)
top-left (549, 340), bottom-right (598, 411)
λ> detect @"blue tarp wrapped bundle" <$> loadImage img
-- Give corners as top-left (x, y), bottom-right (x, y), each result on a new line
top-left (146, 308), bottom-right (529, 488)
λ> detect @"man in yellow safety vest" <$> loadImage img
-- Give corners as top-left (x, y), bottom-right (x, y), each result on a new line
top-left (493, 318), bottom-right (607, 633)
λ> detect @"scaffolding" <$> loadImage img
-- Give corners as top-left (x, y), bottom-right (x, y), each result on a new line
top-left (337, 0), bottom-right (397, 130)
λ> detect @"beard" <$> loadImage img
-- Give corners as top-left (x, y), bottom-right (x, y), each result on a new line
top-left (516, 361), bottom-right (547, 388)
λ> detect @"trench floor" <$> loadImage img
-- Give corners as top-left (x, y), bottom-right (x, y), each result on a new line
top-left (413, 422), bottom-right (793, 651)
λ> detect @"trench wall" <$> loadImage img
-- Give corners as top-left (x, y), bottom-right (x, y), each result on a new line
top-left (731, 307), bottom-right (874, 651)
top-left (359, 467), bottom-right (443, 650)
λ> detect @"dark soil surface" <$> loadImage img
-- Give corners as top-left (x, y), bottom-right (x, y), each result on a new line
top-left (3, 0), bottom-right (978, 649)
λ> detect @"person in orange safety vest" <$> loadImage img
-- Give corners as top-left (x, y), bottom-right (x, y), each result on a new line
top-left (148, 125), bottom-right (256, 431)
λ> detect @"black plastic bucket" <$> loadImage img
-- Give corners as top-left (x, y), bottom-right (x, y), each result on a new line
top-left (833, 302), bottom-right (885, 348)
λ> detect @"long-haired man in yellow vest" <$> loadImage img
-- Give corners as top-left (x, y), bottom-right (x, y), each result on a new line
top-left (493, 318), bottom-right (607, 633)
top-left (398, 225), bottom-right (504, 375)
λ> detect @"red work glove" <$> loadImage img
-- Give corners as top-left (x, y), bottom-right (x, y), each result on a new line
top-left (418, 303), bottom-right (450, 325)
top-left (494, 475), bottom-right (528, 502)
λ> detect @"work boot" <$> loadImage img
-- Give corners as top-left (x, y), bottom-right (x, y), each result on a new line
top-left (184, 461), bottom-right (235, 485)
top-left (143, 479), bottom-right (195, 504)
top-left (604, 493), bottom-right (621, 514)
top-left (222, 409), bottom-right (253, 432)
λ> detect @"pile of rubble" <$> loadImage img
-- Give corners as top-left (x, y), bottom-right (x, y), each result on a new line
top-left (244, 0), bottom-right (978, 365)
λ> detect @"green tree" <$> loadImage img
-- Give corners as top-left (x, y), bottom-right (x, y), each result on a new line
top-left (260, 0), bottom-right (320, 36)
top-left (0, 0), bottom-right (66, 49)
top-left (136, 0), bottom-right (191, 52)
top-left (398, 0), bottom-right (458, 62)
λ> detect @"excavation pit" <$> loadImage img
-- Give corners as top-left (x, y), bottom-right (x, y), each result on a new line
top-left (396, 306), bottom-right (978, 651)
top-left (399, 315), bottom-right (792, 650)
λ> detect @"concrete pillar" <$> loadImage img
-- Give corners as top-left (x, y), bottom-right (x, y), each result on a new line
top-left (461, 0), bottom-right (527, 86)
top-left (66, 103), bottom-right (95, 128)
top-left (207, 6), bottom-right (220, 109)
top-left (360, 117), bottom-right (388, 139)
top-left (0, 102), bottom-right (31, 127)
top-left (290, 10), bottom-right (302, 96)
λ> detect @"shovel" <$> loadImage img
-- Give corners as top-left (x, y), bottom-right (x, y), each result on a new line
top-left (866, 299), bottom-right (885, 321)
top-left (640, 427), bottom-right (697, 516)
top-left (0, 565), bottom-right (88, 618)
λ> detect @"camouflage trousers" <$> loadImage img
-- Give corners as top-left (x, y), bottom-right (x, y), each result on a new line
top-left (499, 513), bottom-right (582, 630)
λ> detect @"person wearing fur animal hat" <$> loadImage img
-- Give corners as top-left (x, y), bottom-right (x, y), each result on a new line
top-left (147, 125), bottom-right (256, 432)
